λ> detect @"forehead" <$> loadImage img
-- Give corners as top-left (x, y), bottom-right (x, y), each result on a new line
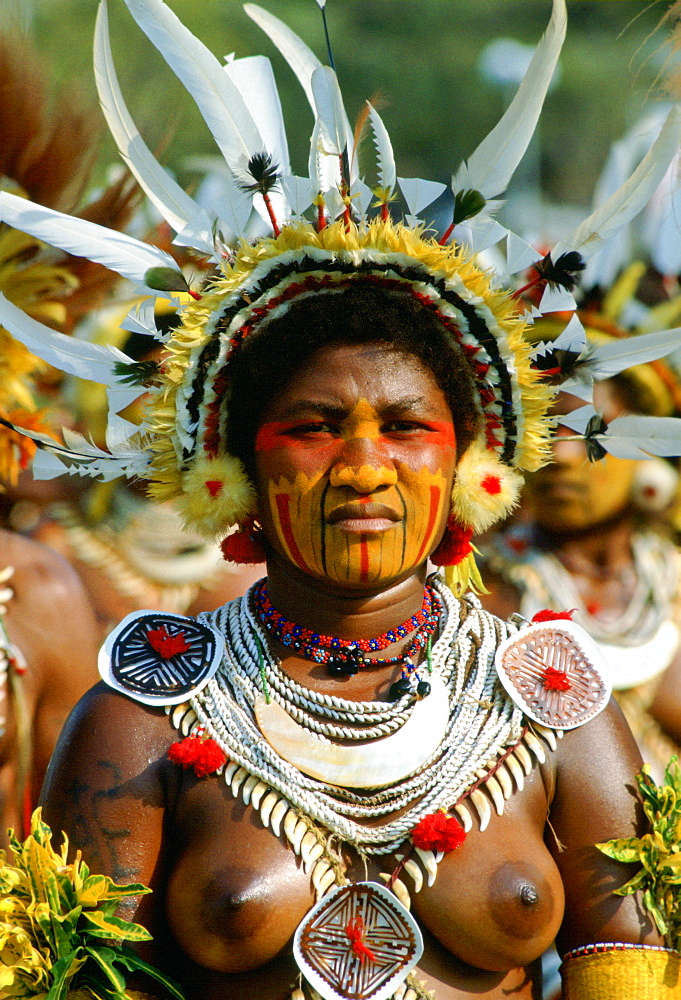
top-left (259, 342), bottom-right (451, 419)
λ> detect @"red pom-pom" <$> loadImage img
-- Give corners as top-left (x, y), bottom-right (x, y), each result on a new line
top-left (430, 520), bottom-right (473, 566)
top-left (542, 666), bottom-right (571, 692)
top-left (205, 480), bottom-right (223, 497)
top-left (480, 474), bottom-right (502, 495)
top-left (412, 811), bottom-right (466, 852)
top-left (147, 625), bottom-right (190, 659)
top-left (167, 735), bottom-right (227, 777)
top-left (531, 608), bottom-right (574, 623)
top-left (221, 519), bottom-right (266, 564)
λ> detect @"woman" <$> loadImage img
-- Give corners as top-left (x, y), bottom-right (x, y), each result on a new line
top-left (482, 313), bottom-right (681, 780)
top-left (1, 2), bottom-right (680, 998)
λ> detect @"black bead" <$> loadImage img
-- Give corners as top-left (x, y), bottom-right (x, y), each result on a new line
top-left (416, 680), bottom-right (431, 698)
top-left (327, 662), bottom-right (346, 677)
top-left (388, 677), bottom-right (412, 701)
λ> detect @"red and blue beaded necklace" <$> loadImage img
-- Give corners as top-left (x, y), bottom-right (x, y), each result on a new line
top-left (251, 580), bottom-right (441, 698)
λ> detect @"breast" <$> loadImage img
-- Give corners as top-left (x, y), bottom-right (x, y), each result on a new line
top-left (165, 795), bottom-right (316, 974)
top-left (413, 796), bottom-right (564, 972)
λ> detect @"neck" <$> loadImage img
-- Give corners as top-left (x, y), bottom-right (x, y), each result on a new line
top-left (534, 511), bottom-right (635, 575)
top-left (263, 551), bottom-right (430, 640)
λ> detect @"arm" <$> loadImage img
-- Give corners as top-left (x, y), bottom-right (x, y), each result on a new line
top-left (39, 682), bottom-right (176, 932)
top-left (548, 698), bottom-right (661, 953)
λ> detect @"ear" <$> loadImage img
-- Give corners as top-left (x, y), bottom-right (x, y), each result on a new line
top-left (175, 453), bottom-right (256, 539)
top-left (450, 441), bottom-right (524, 534)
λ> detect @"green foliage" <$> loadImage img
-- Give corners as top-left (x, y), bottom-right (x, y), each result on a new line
top-left (597, 757), bottom-right (681, 949)
top-left (0, 809), bottom-right (184, 1000)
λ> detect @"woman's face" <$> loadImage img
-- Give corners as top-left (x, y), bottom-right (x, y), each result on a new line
top-left (253, 342), bottom-right (458, 589)
top-left (525, 380), bottom-right (638, 532)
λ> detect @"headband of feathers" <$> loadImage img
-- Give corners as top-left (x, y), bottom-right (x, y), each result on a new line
top-left (1, 0), bottom-right (681, 572)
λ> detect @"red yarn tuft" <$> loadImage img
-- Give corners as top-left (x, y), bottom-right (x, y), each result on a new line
top-left (412, 810), bottom-right (466, 853)
top-left (531, 608), bottom-right (574, 623)
top-left (480, 474), bottom-right (502, 495)
top-left (205, 480), bottom-right (223, 497)
top-left (146, 625), bottom-right (190, 659)
top-left (168, 735), bottom-right (227, 777)
top-left (542, 666), bottom-right (571, 692)
top-left (221, 520), bottom-right (266, 564)
top-left (430, 520), bottom-right (473, 566)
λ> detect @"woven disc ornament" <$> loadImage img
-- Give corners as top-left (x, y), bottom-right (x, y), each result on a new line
top-left (99, 610), bottom-right (224, 705)
top-left (494, 621), bottom-right (612, 729)
top-left (294, 881), bottom-right (423, 1000)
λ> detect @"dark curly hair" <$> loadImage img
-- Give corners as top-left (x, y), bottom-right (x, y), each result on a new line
top-left (225, 282), bottom-right (480, 479)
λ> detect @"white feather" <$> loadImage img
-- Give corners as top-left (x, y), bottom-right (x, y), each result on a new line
top-left (224, 55), bottom-right (290, 177)
top-left (281, 176), bottom-right (314, 217)
top-left (561, 406), bottom-right (681, 460)
top-left (367, 101), bottom-right (396, 191)
top-left (94, 0), bottom-right (214, 251)
top-left (120, 300), bottom-right (163, 342)
top-left (560, 327), bottom-right (681, 399)
top-left (311, 66), bottom-right (348, 159)
top-left (244, 4), bottom-right (356, 184)
top-left (397, 177), bottom-right (447, 218)
top-left (506, 233), bottom-right (543, 275)
top-left (0, 191), bottom-right (179, 293)
top-left (244, 3), bottom-right (322, 110)
top-left (122, 0), bottom-right (263, 176)
top-left (453, 0), bottom-right (566, 199)
top-left (553, 107), bottom-right (681, 262)
top-left (3, 419), bottom-right (147, 481)
top-left (0, 293), bottom-right (131, 386)
top-left (309, 118), bottom-right (341, 196)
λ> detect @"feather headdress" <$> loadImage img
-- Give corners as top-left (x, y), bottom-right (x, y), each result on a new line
top-left (1, 0), bottom-right (681, 592)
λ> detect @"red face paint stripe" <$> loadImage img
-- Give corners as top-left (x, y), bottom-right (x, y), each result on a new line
top-left (255, 422), bottom-right (338, 452)
top-left (414, 484), bottom-right (442, 565)
top-left (360, 533), bottom-right (369, 582)
top-left (275, 493), bottom-right (312, 573)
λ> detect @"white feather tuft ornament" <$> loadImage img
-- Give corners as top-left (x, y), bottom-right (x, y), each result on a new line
top-left (176, 454), bottom-right (256, 538)
top-left (450, 443), bottom-right (524, 533)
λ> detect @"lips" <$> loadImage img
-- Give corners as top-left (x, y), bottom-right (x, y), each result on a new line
top-left (326, 501), bottom-right (401, 532)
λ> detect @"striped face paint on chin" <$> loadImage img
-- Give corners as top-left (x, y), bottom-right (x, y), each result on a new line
top-left (264, 463), bottom-right (449, 586)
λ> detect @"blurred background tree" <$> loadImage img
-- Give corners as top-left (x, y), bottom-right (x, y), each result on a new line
top-left (5, 1), bottom-right (678, 233)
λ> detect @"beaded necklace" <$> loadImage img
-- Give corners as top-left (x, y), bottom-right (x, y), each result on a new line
top-left (252, 581), bottom-right (441, 672)
top-left (179, 578), bottom-right (527, 856)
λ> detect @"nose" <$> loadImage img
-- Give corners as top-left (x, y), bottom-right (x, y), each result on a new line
top-left (551, 424), bottom-right (586, 466)
top-left (330, 463), bottom-right (398, 492)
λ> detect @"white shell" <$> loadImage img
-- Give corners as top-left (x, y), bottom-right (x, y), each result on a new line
top-left (250, 780), bottom-right (268, 809)
top-left (241, 774), bottom-right (259, 805)
top-left (470, 788), bottom-right (492, 831)
top-left (506, 752), bottom-right (525, 791)
top-left (259, 791), bottom-right (279, 827)
top-left (414, 847), bottom-right (438, 887)
top-left (484, 775), bottom-right (505, 816)
top-left (524, 731), bottom-right (547, 764)
top-left (255, 676), bottom-right (450, 788)
top-left (454, 802), bottom-right (473, 832)
top-left (270, 798), bottom-right (289, 837)
top-left (231, 766), bottom-right (249, 796)
top-left (495, 762), bottom-right (513, 799)
top-left (403, 858), bottom-right (424, 893)
top-left (534, 723), bottom-right (558, 751)
top-left (515, 743), bottom-right (534, 775)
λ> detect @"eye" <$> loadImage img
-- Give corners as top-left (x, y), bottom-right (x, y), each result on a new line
top-left (383, 420), bottom-right (429, 435)
top-left (287, 421), bottom-right (338, 437)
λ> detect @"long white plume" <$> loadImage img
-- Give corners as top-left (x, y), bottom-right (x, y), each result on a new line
top-left (553, 107), bottom-right (681, 262)
top-left (94, 0), bottom-right (214, 253)
top-left (122, 0), bottom-right (263, 177)
top-left (452, 0), bottom-right (566, 199)
top-left (0, 191), bottom-right (179, 293)
top-left (311, 66), bottom-right (348, 159)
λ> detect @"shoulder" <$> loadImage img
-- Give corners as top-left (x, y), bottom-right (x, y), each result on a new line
top-left (0, 528), bottom-right (86, 606)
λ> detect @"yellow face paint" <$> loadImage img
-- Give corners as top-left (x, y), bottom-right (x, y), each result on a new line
top-left (265, 463), bottom-right (448, 586)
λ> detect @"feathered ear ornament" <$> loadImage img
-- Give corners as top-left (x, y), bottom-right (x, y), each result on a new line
top-left (430, 518), bottom-right (488, 598)
top-left (174, 454), bottom-right (256, 539)
top-left (450, 442), bottom-right (524, 534)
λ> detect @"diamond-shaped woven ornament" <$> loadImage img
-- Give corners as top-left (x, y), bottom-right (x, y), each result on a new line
top-left (495, 621), bottom-right (612, 730)
top-left (294, 882), bottom-right (423, 1000)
